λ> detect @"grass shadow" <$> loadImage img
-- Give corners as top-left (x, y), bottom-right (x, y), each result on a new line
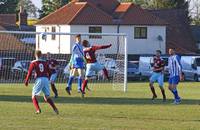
top-left (0, 95), bottom-right (199, 105)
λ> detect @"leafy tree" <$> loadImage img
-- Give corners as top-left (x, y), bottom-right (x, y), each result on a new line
top-left (121, 0), bottom-right (188, 10)
top-left (190, 0), bottom-right (200, 25)
top-left (121, 0), bottom-right (190, 23)
top-left (0, 0), bottom-right (19, 14)
top-left (39, 0), bottom-right (69, 18)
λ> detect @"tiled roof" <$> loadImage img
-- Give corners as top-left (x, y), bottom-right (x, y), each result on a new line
top-left (37, 2), bottom-right (114, 25)
top-left (70, 2), bottom-right (113, 25)
top-left (118, 4), bottom-right (167, 25)
top-left (0, 33), bottom-right (28, 51)
top-left (0, 14), bottom-right (16, 26)
top-left (36, 1), bottom-right (167, 26)
top-left (80, 0), bottom-right (120, 14)
top-left (0, 26), bottom-right (33, 52)
top-left (150, 9), bottom-right (197, 53)
top-left (37, 2), bottom-right (86, 25)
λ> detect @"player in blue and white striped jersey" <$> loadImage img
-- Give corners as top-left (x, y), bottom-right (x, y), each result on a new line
top-left (168, 48), bottom-right (184, 104)
top-left (65, 34), bottom-right (86, 95)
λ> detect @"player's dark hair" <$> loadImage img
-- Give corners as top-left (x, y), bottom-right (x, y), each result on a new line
top-left (75, 34), bottom-right (81, 39)
top-left (35, 50), bottom-right (42, 57)
top-left (156, 50), bottom-right (162, 54)
top-left (82, 40), bottom-right (89, 47)
top-left (169, 47), bottom-right (176, 50)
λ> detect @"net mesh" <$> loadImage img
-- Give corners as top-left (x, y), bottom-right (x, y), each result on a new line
top-left (0, 31), bottom-right (127, 91)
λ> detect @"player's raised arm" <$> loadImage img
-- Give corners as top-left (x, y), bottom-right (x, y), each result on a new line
top-left (92, 44), bottom-right (112, 51)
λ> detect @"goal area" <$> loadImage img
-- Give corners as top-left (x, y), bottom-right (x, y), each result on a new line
top-left (0, 31), bottom-right (127, 92)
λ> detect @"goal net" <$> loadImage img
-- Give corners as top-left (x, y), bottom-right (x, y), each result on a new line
top-left (0, 31), bottom-right (127, 92)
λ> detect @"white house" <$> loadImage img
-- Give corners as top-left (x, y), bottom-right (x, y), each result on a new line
top-left (36, 0), bottom-right (167, 54)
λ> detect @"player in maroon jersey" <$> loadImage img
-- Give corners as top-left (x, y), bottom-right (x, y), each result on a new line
top-left (149, 50), bottom-right (166, 101)
top-left (81, 40), bottom-right (111, 96)
top-left (47, 52), bottom-right (59, 98)
top-left (25, 50), bottom-right (59, 114)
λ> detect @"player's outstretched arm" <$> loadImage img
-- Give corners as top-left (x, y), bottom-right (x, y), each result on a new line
top-left (25, 63), bottom-right (34, 86)
top-left (93, 44), bottom-right (112, 51)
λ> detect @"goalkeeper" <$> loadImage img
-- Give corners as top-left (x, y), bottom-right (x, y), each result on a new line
top-left (81, 40), bottom-right (111, 95)
top-left (66, 34), bottom-right (86, 95)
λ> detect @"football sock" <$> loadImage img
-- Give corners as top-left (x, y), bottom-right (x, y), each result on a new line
top-left (103, 68), bottom-right (109, 79)
top-left (82, 79), bottom-right (88, 92)
top-left (32, 96), bottom-right (40, 111)
top-left (47, 98), bottom-right (57, 110)
top-left (171, 88), bottom-right (179, 100)
top-left (78, 76), bottom-right (82, 90)
top-left (51, 84), bottom-right (58, 96)
top-left (161, 89), bottom-right (166, 99)
top-left (150, 87), bottom-right (157, 97)
top-left (67, 76), bottom-right (74, 89)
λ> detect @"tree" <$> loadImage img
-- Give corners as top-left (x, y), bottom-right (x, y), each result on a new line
top-left (140, 0), bottom-right (173, 9)
top-left (190, 0), bottom-right (200, 25)
top-left (39, 0), bottom-right (69, 18)
top-left (121, 0), bottom-right (189, 10)
top-left (121, 0), bottom-right (191, 23)
top-left (0, 0), bottom-right (19, 14)
top-left (17, 0), bottom-right (38, 18)
top-left (173, 0), bottom-right (189, 9)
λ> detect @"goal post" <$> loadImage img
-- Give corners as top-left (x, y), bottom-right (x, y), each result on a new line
top-left (124, 36), bottom-right (128, 92)
top-left (0, 31), bottom-right (128, 92)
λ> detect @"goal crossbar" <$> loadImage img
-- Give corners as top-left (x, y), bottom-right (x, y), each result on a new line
top-left (0, 31), bottom-right (126, 37)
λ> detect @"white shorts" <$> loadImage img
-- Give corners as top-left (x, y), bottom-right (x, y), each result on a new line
top-left (86, 62), bottom-right (104, 77)
top-left (50, 73), bottom-right (57, 82)
top-left (150, 72), bottom-right (164, 87)
top-left (32, 77), bottom-right (50, 96)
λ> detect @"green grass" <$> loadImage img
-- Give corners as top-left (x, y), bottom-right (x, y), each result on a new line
top-left (0, 82), bottom-right (200, 130)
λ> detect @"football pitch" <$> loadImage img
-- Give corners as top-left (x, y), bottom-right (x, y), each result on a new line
top-left (0, 82), bottom-right (200, 130)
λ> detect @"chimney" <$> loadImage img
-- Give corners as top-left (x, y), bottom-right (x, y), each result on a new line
top-left (18, 6), bottom-right (28, 27)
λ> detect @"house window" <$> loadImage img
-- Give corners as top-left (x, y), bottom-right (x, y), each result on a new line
top-left (52, 26), bottom-right (56, 40)
top-left (89, 26), bottom-right (102, 39)
top-left (134, 27), bottom-right (147, 39)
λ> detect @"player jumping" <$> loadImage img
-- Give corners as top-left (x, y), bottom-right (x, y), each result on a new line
top-left (168, 48), bottom-right (184, 104)
top-left (66, 34), bottom-right (86, 95)
top-left (81, 40), bottom-right (111, 95)
top-left (149, 50), bottom-right (166, 102)
top-left (25, 50), bottom-right (59, 114)
top-left (47, 52), bottom-right (59, 98)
